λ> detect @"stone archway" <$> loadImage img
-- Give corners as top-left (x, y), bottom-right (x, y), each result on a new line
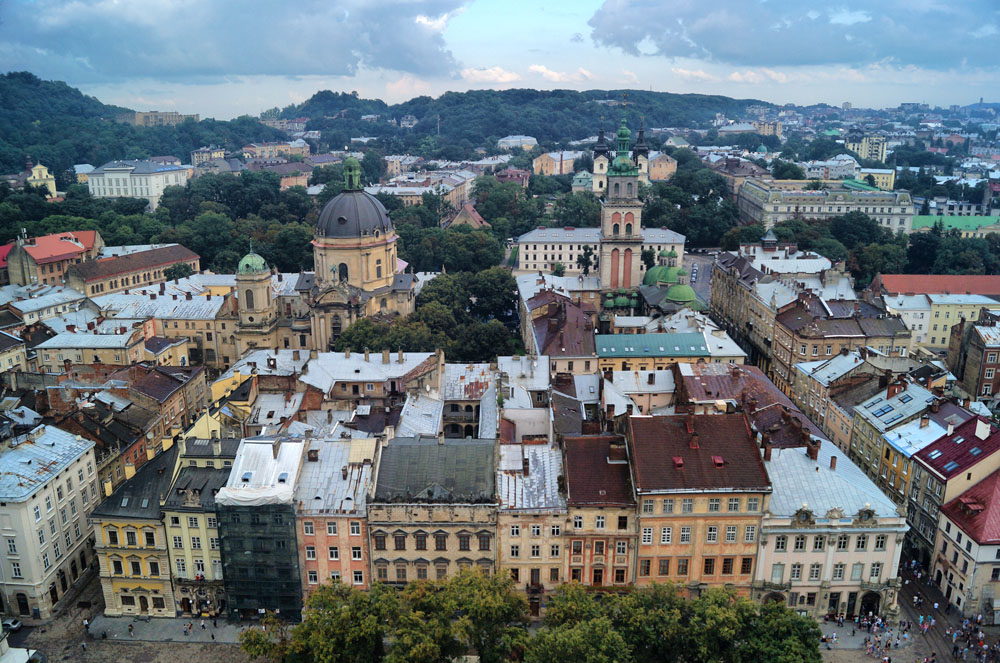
top-left (860, 592), bottom-right (881, 617)
top-left (763, 592), bottom-right (786, 604)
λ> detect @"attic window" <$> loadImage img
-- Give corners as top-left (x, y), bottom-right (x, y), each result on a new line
top-left (278, 472), bottom-right (289, 484)
top-left (942, 461), bottom-right (960, 472)
top-left (712, 455), bottom-right (725, 468)
top-left (970, 447), bottom-right (983, 456)
top-left (928, 450), bottom-right (943, 460)
top-left (121, 497), bottom-right (129, 507)
top-left (140, 498), bottom-right (148, 508)
top-left (241, 471), bottom-right (252, 482)
top-left (267, 410), bottom-right (275, 419)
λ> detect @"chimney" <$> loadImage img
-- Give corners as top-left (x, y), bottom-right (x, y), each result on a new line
top-left (763, 443), bottom-right (772, 462)
top-left (398, 348), bottom-right (404, 363)
top-left (382, 349), bottom-right (390, 364)
top-left (806, 440), bottom-right (820, 461)
top-left (689, 432), bottom-right (699, 449)
top-left (829, 455), bottom-right (837, 471)
top-left (887, 379), bottom-right (906, 399)
top-left (292, 350), bottom-right (300, 361)
top-left (307, 448), bottom-right (318, 462)
top-left (947, 422), bottom-right (955, 436)
top-left (151, 293), bottom-right (157, 300)
top-left (272, 439), bottom-right (281, 459)
top-left (606, 403), bottom-right (615, 420)
top-left (66, 324), bottom-right (76, 333)
top-left (326, 409), bottom-right (333, 424)
top-left (212, 438), bottom-right (222, 457)
top-left (364, 347), bottom-right (369, 362)
top-left (976, 418), bottom-right (991, 441)
top-left (522, 457), bottom-right (530, 477)
top-left (930, 400), bottom-right (940, 413)
top-left (341, 465), bottom-right (348, 479)
top-left (437, 431), bottom-right (445, 445)
top-left (185, 292), bottom-right (192, 300)
top-left (685, 413), bottom-right (695, 434)
top-left (345, 347), bottom-right (350, 358)
top-left (919, 415), bottom-right (930, 429)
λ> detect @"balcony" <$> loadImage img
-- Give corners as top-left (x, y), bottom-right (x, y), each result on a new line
top-left (526, 583), bottom-right (544, 595)
top-left (443, 410), bottom-right (477, 422)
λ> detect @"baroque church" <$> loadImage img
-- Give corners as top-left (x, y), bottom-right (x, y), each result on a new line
top-left (233, 158), bottom-right (416, 354)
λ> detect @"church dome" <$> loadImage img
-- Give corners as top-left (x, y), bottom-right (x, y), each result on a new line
top-left (614, 295), bottom-right (629, 307)
top-left (315, 157), bottom-right (394, 240)
top-left (237, 251), bottom-right (268, 275)
top-left (643, 265), bottom-right (681, 286)
top-left (665, 283), bottom-right (697, 304)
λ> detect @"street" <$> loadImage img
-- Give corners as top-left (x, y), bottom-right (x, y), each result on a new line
top-left (683, 251), bottom-right (716, 308)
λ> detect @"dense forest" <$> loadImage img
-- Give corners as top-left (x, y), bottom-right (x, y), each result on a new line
top-left (0, 72), bottom-right (285, 185)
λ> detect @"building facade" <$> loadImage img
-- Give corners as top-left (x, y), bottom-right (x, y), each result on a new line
top-left (87, 160), bottom-right (189, 210)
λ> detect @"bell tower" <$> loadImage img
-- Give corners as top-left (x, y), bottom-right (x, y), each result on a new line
top-left (234, 248), bottom-right (277, 353)
top-left (599, 118), bottom-right (644, 291)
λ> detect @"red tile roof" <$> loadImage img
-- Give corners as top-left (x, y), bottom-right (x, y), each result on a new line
top-left (19, 231), bottom-right (98, 264)
top-left (940, 470), bottom-right (1000, 544)
top-left (0, 243), bottom-right (12, 269)
top-left (563, 435), bottom-right (634, 507)
top-left (628, 414), bottom-right (771, 493)
top-left (914, 416), bottom-right (1000, 481)
top-left (875, 274), bottom-right (1000, 297)
top-left (69, 245), bottom-right (198, 282)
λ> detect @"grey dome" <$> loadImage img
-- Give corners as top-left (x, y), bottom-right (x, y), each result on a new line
top-left (316, 190), bottom-right (394, 239)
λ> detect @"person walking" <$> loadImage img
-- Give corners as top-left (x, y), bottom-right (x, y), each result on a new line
top-left (201, 619), bottom-right (206, 630)
top-left (128, 624), bottom-right (134, 637)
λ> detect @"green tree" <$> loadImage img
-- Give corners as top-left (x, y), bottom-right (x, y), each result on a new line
top-left (771, 160), bottom-right (806, 180)
top-left (526, 617), bottom-right (632, 663)
top-left (641, 247), bottom-right (655, 271)
top-left (576, 245), bottom-right (595, 276)
top-left (286, 582), bottom-right (396, 663)
top-left (553, 262), bottom-right (565, 276)
top-left (446, 569), bottom-right (529, 663)
top-left (552, 192), bottom-right (600, 227)
top-left (163, 263), bottom-right (193, 281)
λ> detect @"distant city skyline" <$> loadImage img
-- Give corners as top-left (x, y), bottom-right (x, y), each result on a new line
top-left (3, 0), bottom-right (997, 119)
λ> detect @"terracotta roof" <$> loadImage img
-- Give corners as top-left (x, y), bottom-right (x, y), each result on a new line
top-left (915, 416), bottom-right (1000, 481)
top-left (875, 274), bottom-right (1000, 297)
top-left (69, 245), bottom-right (198, 282)
top-left (19, 231), bottom-right (98, 264)
top-left (0, 243), bottom-right (13, 268)
top-left (628, 414), bottom-right (771, 493)
top-left (563, 435), bottom-right (634, 507)
top-left (940, 470), bottom-right (1000, 544)
top-left (532, 299), bottom-right (595, 357)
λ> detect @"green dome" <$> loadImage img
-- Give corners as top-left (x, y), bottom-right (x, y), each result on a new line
top-left (658, 249), bottom-right (670, 258)
top-left (677, 268), bottom-right (687, 276)
top-left (617, 287), bottom-right (627, 295)
top-left (603, 296), bottom-right (615, 308)
top-left (643, 265), bottom-right (681, 286)
top-left (616, 118), bottom-right (632, 141)
top-left (237, 251), bottom-right (268, 275)
top-left (628, 296), bottom-right (638, 307)
top-left (665, 283), bottom-right (697, 303)
top-left (614, 295), bottom-right (629, 307)
top-left (667, 249), bottom-right (678, 258)
top-left (756, 144), bottom-right (768, 154)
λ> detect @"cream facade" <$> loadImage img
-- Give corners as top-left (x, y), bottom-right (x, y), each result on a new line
top-left (87, 160), bottom-right (189, 211)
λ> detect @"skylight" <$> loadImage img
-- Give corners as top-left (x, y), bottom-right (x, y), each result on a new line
top-left (899, 394), bottom-right (913, 403)
top-left (943, 461), bottom-right (960, 472)
top-left (954, 436), bottom-right (965, 444)
top-left (970, 447), bottom-right (983, 456)
top-left (928, 450), bottom-right (943, 459)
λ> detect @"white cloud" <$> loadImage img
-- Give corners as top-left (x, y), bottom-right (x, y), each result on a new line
top-left (970, 24), bottom-right (998, 38)
top-left (621, 69), bottom-right (639, 84)
top-left (461, 66), bottom-right (520, 83)
top-left (528, 65), bottom-right (592, 83)
top-left (671, 67), bottom-right (718, 82)
top-left (828, 9), bottom-right (872, 26)
top-left (415, 7), bottom-right (465, 31)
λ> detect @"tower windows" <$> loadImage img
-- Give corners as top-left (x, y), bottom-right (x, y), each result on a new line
top-left (338, 263), bottom-right (349, 281)
top-left (613, 224), bottom-right (620, 236)
top-left (244, 289), bottom-right (255, 310)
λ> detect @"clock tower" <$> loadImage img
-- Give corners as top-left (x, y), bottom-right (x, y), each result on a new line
top-left (599, 118), bottom-right (644, 291)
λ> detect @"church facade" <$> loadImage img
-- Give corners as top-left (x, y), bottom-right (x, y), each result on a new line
top-left (234, 158), bottom-right (416, 355)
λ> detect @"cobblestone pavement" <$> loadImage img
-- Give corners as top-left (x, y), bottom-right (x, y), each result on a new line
top-left (89, 613), bottom-right (243, 643)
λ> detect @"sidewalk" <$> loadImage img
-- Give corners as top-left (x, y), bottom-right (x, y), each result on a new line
top-left (817, 621), bottom-right (917, 651)
top-left (88, 614), bottom-right (243, 643)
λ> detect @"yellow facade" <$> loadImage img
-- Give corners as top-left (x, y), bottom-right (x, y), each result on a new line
top-left (0, 341), bottom-right (27, 373)
top-left (597, 353), bottom-right (745, 372)
top-left (26, 164), bottom-right (57, 197)
top-left (95, 518), bottom-right (174, 617)
top-left (860, 169), bottom-right (895, 191)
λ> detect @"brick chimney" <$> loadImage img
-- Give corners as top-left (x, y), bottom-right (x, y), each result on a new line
top-left (887, 378), bottom-right (906, 399)
top-left (829, 455), bottom-right (837, 471)
top-left (689, 432), bottom-right (699, 449)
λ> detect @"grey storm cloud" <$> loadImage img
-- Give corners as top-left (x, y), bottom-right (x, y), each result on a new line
top-left (0, 0), bottom-right (467, 82)
top-left (587, 0), bottom-right (999, 69)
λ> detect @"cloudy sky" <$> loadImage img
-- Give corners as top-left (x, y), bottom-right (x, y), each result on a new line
top-left (3, 0), bottom-right (997, 118)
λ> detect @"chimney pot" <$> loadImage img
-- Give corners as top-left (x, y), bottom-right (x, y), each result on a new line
top-left (763, 443), bottom-right (772, 462)
top-left (829, 456), bottom-right (837, 471)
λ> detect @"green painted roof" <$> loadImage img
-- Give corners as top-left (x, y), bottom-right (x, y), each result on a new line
top-left (643, 265), bottom-right (681, 286)
top-left (841, 179), bottom-right (880, 192)
top-left (596, 332), bottom-right (708, 358)
top-left (912, 215), bottom-right (1000, 231)
top-left (665, 283), bottom-right (697, 303)
top-left (237, 251), bottom-right (268, 274)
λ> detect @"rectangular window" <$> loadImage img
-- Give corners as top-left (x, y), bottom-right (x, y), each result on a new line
top-left (126, 531), bottom-right (137, 546)
top-left (642, 499), bottom-right (654, 514)
top-left (851, 563), bottom-right (863, 581)
top-left (551, 524), bottom-right (561, 536)
top-left (774, 535), bottom-right (787, 551)
top-left (394, 535), bottom-right (406, 551)
top-left (661, 527), bottom-right (672, 544)
top-left (373, 534), bottom-right (386, 551)
top-left (458, 534), bottom-right (470, 551)
top-left (870, 562), bottom-right (882, 579)
top-left (725, 526), bottom-right (737, 543)
top-left (771, 563), bottom-right (784, 583)
top-left (793, 535), bottom-right (806, 551)
top-left (191, 536), bottom-right (201, 550)
top-left (306, 546), bottom-right (316, 560)
top-left (741, 557), bottom-right (752, 575)
top-left (728, 498), bottom-right (740, 512)
top-left (510, 525), bottom-right (520, 537)
top-left (435, 534), bottom-right (447, 551)
top-left (707, 527), bottom-right (719, 544)
top-left (658, 558), bottom-right (670, 576)
top-left (350, 522), bottom-right (361, 535)
top-left (573, 516), bottom-right (583, 529)
top-left (704, 558), bottom-right (715, 575)
top-left (641, 527), bottom-right (653, 544)
top-left (708, 498), bottom-right (721, 512)
top-left (595, 516), bottom-right (605, 529)
top-left (351, 547), bottom-right (362, 561)
top-left (328, 546), bottom-right (339, 560)
top-left (744, 526), bottom-right (756, 543)
top-left (415, 534), bottom-right (427, 550)
top-left (551, 544), bottom-right (560, 557)
top-left (308, 570), bottom-right (318, 584)
top-left (188, 516), bottom-right (199, 528)
top-left (682, 499), bottom-right (693, 513)
top-left (813, 536), bottom-right (825, 552)
top-left (677, 558), bottom-right (689, 576)
top-left (662, 499), bottom-right (674, 513)
top-left (616, 540), bottom-right (627, 555)
top-left (478, 535), bottom-right (491, 551)
top-left (722, 558), bottom-right (734, 575)
top-left (618, 516), bottom-right (628, 530)
top-left (326, 522), bottom-right (337, 535)
top-left (833, 563), bottom-right (845, 580)
top-left (874, 534), bottom-right (887, 551)
top-left (856, 535), bottom-right (868, 551)
top-left (836, 534), bottom-right (849, 551)
top-left (809, 564), bottom-right (822, 581)
top-left (680, 527), bottom-right (691, 543)
top-left (790, 563), bottom-right (802, 580)
top-left (304, 521), bottom-right (314, 535)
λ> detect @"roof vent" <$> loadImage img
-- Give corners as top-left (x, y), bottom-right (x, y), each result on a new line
top-left (241, 471), bottom-right (252, 482)
top-left (277, 472), bottom-right (288, 484)
top-left (673, 456), bottom-right (684, 469)
top-left (712, 455), bottom-right (724, 468)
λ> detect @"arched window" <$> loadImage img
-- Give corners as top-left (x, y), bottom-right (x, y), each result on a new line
top-left (376, 259), bottom-right (383, 279)
top-left (331, 315), bottom-right (343, 337)
top-left (244, 288), bottom-right (255, 310)
top-left (338, 263), bottom-right (349, 281)
top-left (613, 223), bottom-right (620, 236)
top-left (627, 182), bottom-right (633, 196)
top-left (614, 182), bottom-right (620, 196)
top-left (625, 223), bottom-right (632, 235)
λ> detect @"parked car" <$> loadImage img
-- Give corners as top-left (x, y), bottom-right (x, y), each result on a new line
top-left (3, 618), bottom-right (22, 632)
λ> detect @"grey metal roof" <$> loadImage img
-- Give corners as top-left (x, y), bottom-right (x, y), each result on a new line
top-left (90, 444), bottom-right (178, 519)
top-left (854, 381), bottom-right (936, 433)
top-left (373, 436), bottom-right (495, 503)
top-left (162, 465), bottom-right (233, 511)
top-left (36, 331), bottom-right (140, 350)
top-left (92, 159), bottom-right (187, 175)
top-left (92, 293), bottom-right (226, 320)
top-left (294, 438), bottom-right (372, 516)
top-left (497, 443), bottom-right (566, 512)
top-left (0, 425), bottom-right (94, 501)
top-left (396, 393), bottom-right (443, 438)
top-left (517, 226), bottom-right (685, 244)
